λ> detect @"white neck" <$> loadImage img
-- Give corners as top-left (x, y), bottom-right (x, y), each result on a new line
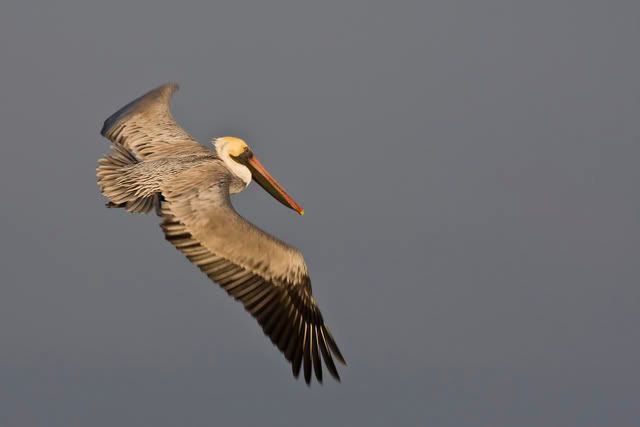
top-left (214, 138), bottom-right (252, 191)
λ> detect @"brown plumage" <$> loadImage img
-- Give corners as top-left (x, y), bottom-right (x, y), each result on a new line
top-left (97, 83), bottom-right (345, 384)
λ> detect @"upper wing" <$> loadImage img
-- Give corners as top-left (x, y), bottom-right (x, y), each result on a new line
top-left (100, 83), bottom-right (210, 160)
top-left (159, 162), bottom-right (345, 384)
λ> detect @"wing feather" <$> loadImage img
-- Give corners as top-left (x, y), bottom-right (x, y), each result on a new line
top-left (101, 83), bottom-right (210, 160)
top-left (158, 164), bottom-right (345, 384)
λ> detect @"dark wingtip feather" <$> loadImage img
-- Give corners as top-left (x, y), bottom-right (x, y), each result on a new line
top-left (318, 328), bottom-right (340, 381)
top-left (312, 327), bottom-right (323, 383)
top-left (284, 312), bottom-right (301, 362)
top-left (303, 324), bottom-right (312, 384)
top-left (292, 332), bottom-right (304, 379)
top-left (322, 327), bottom-right (346, 365)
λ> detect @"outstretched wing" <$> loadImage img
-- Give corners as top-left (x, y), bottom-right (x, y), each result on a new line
top-left (159, 162), bottom-right (345, 384)
top-left (100, 83), bottom-right (210, 160)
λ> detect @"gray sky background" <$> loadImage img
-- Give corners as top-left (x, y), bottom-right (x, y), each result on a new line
top-left (1, 1), bottom-right (639, 426)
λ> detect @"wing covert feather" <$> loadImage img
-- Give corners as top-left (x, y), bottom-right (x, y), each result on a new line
top-left (101, 83), bottom-right (210, 160)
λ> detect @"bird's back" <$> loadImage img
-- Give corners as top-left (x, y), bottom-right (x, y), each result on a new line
top-left (97, 143), bottom-right (223, 214)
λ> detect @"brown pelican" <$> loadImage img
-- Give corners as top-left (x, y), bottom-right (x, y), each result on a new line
top-left (96, 83), bottom-right (345, 384)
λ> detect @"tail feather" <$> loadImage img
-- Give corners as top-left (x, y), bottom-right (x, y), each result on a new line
top-left (97, 144), bottom-right (159, 214)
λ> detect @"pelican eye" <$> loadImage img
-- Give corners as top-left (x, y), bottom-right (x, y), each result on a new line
top-left (231, 148), bottom-right (253, 163)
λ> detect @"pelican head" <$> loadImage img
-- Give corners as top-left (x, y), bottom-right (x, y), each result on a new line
top-left (215, 136), bottom-right (304, 216)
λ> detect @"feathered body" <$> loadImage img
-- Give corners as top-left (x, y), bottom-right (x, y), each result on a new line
top-left (96, 83), bottom-right (344, 384)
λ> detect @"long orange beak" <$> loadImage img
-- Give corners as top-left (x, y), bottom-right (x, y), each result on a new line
top-left (245, 155), bottom-right (304, 216)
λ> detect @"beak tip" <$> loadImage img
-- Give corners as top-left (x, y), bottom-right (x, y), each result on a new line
top-left (299, 209), bottom-right (305, 216)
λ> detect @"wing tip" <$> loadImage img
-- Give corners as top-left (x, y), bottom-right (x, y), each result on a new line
top-left (100, 82), bottom-right (180, 138)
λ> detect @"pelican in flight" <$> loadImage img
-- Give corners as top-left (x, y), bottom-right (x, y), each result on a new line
top-left (96, 83), bottom-right (345, 384)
